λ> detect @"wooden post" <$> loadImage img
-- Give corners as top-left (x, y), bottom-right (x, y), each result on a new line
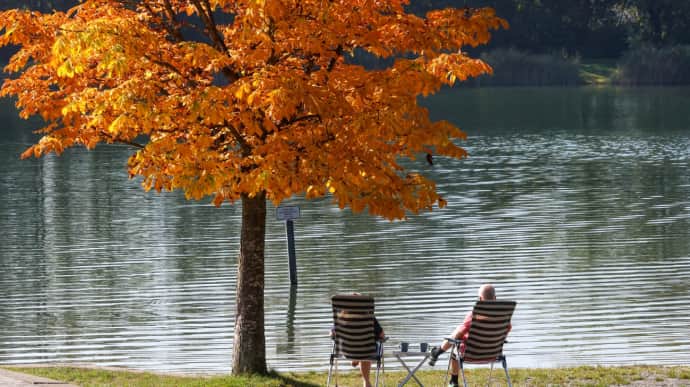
top-left (286, 219), bottom-right (297, 285)
top-left (276, 205), bottom-right (300, 285)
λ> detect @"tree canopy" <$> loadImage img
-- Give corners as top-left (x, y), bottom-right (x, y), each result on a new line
top-left (1, 0), bottom-right (506, 219)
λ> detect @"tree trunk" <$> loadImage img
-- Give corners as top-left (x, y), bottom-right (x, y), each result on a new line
top-left (232, 191), bottom-right (267, 374)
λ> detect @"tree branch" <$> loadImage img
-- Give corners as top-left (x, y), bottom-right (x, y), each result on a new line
top-left (192, 0), bottom-right (228, 53)
top-left (215, 122), bottom-right (251, 157)
top-left (327, 45), bottom-right (343, 72)
top-left (142, 53), bottom-right (189, 81)
top-left (140, 0), bottom-right (184, 42)
top-left (162, 0), bottom-right (185, 41)
top-left (285, 114), bottom-right (321, 126)
top-left (100, 131), bottom-right (145, 148)
top-left (191, 0), bottom-right (240, 83)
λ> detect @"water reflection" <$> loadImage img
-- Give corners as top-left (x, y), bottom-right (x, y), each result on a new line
top-left (276, 285), bottom-right (298, 355)
top-left (1, 87), bottom-right (690, 372)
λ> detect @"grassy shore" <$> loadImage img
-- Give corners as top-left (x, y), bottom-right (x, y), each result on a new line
top-left (4, 365), bottom-right (690, 386)
top-left (579, 60), bottom-right (618, 85)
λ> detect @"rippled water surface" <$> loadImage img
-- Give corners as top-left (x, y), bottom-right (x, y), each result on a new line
top-left (1, 87), bottom-right (690, 372)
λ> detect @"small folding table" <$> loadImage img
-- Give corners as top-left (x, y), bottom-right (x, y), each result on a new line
top-left (392, 350), bottom-right (430, 387)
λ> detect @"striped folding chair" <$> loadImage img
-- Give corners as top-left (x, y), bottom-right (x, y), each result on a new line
top-left (326, 294), bottom-right (385, 387)
top-left (445, 300), bottom-right (516, 387)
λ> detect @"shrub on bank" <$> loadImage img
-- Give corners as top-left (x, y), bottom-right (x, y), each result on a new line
top-left (472, 48), bottom-right (582, 86)
top-left (615, 45), bottom-right (690, 85)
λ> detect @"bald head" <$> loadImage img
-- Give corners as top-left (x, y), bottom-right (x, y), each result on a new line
top-left (478, 284), bottom-right (496, 300)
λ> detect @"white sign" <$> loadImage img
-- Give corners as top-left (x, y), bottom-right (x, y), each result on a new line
top-left (276, 206), bottom-right (300, 221)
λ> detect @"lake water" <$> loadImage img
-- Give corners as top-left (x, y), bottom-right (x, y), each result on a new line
top-left (1, 87), bottom-right (689, 373)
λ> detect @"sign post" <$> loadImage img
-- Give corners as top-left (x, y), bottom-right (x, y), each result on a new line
top-left (276, 206), bottom-right (300, 285)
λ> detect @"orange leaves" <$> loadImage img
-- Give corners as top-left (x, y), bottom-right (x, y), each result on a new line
top-left (1, 0), bottom-right (505, 219)
top-left (425, 7), bottom-right (509, 49)
top-left (424, 53), bottom-right (493, 86)
top-left (20, 134), bottom-right (72, 159)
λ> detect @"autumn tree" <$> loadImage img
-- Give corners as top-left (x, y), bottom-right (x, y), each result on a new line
top-left (0, 0), bottom-right (505, 374)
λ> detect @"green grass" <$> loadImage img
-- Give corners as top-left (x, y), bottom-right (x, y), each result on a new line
top-left (4, 365), bottom-right (690, 387)
top-left (4, 367), bottom-right (319, 387)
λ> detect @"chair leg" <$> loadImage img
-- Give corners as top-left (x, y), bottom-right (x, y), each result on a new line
top-left (378, 342), bottom-right (385, 387)
top-left (381, 355), bottom-right (385, 387)
top-left (502, 356), bottom-right (513, 387)
top-left (460, 358), bottom-right (468, 387)
top-left (487, 361), bottom-right (494, 386)
top-left (444, 344), bottom-right (456, 386)
top-left (336, 357), bottom-right (340, 387)
top-left (326, 355), bottom-right (334, 387)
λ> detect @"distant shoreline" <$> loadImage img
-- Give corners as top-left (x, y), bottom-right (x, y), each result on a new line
top-left (2, 45), bottom-right (689, 87)
top-left (467, 46), bottom-right (690, 87)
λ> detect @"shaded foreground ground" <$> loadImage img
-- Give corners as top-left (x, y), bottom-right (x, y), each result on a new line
top-left (2, 364), bottom-right (689, 386)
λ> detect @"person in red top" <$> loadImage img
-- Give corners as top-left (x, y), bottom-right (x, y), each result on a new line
top-left (428, 284), bottom-right (510, 387)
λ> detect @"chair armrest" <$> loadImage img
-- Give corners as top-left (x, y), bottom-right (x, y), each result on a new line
top-left (444, 337), bottom-right (461, 345)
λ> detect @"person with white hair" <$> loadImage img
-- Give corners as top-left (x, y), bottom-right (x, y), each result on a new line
top-left (427, 284), bottom-right (510, 387)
